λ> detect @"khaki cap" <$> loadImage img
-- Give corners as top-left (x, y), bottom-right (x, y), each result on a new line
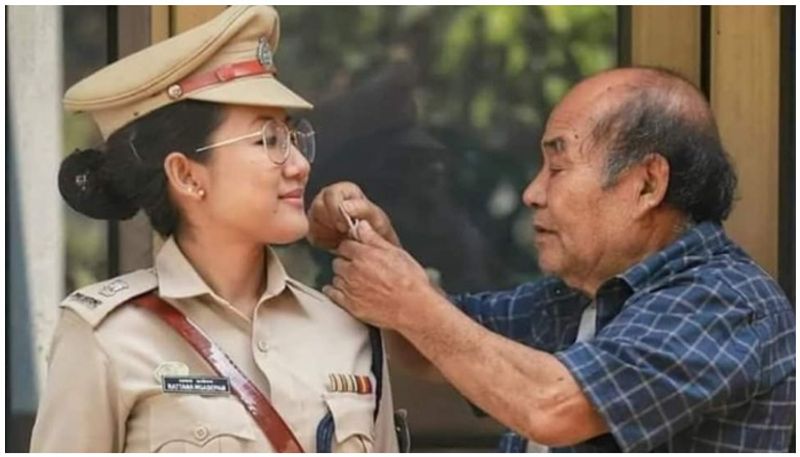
top-left (64, 6), bottom-right (312, 140)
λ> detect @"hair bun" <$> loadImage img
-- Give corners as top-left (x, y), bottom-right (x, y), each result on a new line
top-left (58, 148), bottom-right (139, 220)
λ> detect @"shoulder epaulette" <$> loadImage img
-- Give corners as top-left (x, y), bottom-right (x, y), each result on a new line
top-left (60, 268), bottom-right (158, 328)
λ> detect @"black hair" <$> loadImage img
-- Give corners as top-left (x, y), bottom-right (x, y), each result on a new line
top-left (58, 100), bottom-right (224, 236)
top-left (591, 70), bottom-right (737, 224)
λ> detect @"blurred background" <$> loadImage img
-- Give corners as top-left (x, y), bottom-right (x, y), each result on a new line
top-left (6, 5), bottom-right (794, 452)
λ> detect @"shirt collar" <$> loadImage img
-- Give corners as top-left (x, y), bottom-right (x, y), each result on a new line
top-left (156, 236), bottom-right (289, 302)
top-left (156, 237), bottom-right (211, 299)
top-left (587, 222), bottom-right (729, 334)
top-left (617, 221), bottom-right (729, 292)
top-left (261, 246), bottom-right (289, 301)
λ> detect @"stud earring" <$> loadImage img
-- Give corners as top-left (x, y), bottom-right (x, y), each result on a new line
top-left (197, 188), bottom-right (206, 198)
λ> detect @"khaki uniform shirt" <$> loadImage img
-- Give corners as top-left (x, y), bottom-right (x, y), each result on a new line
top-left (30, 238), bottom-right (398, 452)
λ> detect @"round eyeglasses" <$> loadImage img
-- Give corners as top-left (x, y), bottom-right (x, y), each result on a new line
top-left (195, 118), bottom-right (315, 165)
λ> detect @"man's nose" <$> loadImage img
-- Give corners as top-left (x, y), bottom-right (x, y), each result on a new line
top-left (522, 171), bottom-right (546, 209)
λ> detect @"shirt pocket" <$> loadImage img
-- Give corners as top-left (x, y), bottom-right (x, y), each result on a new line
top-left (324, 393), bottom-right (376, 452)
top-left (148, 394), bottom-right (256, 452)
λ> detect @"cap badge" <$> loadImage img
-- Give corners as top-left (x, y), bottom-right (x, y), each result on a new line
top-left (166, 84), bottom-right (183, 100)
top-left (257, 36), bottom-right (274, 70)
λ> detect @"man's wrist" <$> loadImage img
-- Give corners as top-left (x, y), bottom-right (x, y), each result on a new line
top-left (395, 285), bottom-right (454, 341)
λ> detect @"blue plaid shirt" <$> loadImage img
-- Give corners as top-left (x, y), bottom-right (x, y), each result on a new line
top-left (451, 222), bottom-right (795, 452)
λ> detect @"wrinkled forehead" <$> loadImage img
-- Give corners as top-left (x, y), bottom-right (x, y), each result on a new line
top-left (544, 73), bottom-right (634, 139)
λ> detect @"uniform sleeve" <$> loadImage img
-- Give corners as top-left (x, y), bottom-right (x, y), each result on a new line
top-left (554, 285), bottom-right (762, 452)
top-left (30, 309), bottom-right (126, 452)
top-left (372, 348), bottom-right (399, 452)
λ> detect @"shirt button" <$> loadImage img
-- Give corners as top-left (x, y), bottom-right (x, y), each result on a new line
top-left (193, 425), bottom-right (209, 441)
top-left (257, 340), bottom-right (269, 352)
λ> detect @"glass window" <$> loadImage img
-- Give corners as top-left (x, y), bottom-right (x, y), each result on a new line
top-left (273, 6), bottom-right (618, 450)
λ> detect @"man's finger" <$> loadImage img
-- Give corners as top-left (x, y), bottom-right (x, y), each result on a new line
top-left (332, 257), bottom-right (351, 276)
top-left (340, 200), bottom-right (401, 247)
top-left (332, 274), bottom-right (349, 291)
top-left (307, 205), bottom-right (330, 230)
top-left (322, 284), bottom-right (348, 307)
top-left (337, 239), bottom-right (371, 261)
top-left (337, 181), bottom-right (366, 200)
top-left (356, 220), bottom-right (393, 249)
top-left (321, 182), bottom-right (365, 234)
top-left (322, 187), bottom-right (349, 233)
top-left (340, 198), bottom-right (385, 228)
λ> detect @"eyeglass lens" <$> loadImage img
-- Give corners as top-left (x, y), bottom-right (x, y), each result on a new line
top-left (260, 119), bottom-right (315, 164)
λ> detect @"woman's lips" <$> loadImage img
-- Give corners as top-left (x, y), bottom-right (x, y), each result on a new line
top-left (279, 189), bottom-right (305, 208)
top-left (280, 189), bottom-right (304, 198)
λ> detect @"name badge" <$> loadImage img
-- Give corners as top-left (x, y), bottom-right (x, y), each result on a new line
top-left (162, 375), bottom-right (231, 396)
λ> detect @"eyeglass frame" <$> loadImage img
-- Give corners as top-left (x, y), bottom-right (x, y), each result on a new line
top-left (194, 118), bottom-right (315, 165)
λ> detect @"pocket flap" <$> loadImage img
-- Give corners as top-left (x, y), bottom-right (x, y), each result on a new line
top-left (323, 392), bottom-right (375, 443)
top-left (149, 395), bottom-right (255, 450)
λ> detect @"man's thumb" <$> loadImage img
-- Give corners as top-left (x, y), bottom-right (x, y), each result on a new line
top-left (356, 220), bottom-right (389, 248)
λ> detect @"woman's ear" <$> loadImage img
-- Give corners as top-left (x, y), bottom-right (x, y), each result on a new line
top-left (163, 152), bottom-right (207, 201)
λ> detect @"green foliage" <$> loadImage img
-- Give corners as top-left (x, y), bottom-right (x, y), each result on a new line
top-left (278, 6), bottom-right (617, 288)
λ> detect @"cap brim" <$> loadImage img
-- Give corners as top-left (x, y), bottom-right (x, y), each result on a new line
top-left (186, 75), bottom-right (313, 110)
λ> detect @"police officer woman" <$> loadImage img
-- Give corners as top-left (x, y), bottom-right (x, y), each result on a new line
top-left (30, 6), bottom-right (397, 453)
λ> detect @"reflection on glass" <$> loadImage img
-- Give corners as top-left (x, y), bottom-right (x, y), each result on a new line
top-left (279, 5), bottom-right (616, 291)
top-left (276, 5), bottom-right (617, 451)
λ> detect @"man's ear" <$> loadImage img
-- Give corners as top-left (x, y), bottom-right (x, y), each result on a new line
top-left (163, 152), bottom-right (208, 201)
top-left (635, 153), bottom-right (670, 216)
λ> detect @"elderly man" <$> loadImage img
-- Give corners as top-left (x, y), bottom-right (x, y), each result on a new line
top-left (307, 67), bottom-right (795, 452)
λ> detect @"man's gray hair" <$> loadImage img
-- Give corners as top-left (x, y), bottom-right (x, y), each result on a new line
top-left (591, 68), bottom-right (737, 224)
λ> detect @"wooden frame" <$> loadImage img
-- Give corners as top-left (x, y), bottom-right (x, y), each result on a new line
top-left (711, 6), bottom-right (781, 278)
top-left (630, 6), bottom-right (702, 85)
top-left (625, 5), bottom-right (785, 280)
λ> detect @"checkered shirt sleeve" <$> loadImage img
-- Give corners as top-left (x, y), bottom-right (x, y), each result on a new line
top-left (554, 279), bottom-right (789, 452)
top-left (450, 277), bottom-right (589, 352)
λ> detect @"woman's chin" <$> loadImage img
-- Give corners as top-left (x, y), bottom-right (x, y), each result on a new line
top-left (265, 220), bottom-right (309, 245)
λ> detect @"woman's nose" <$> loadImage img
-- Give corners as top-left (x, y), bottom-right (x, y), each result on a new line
top-left (283, 143), bottom-right (311, 178)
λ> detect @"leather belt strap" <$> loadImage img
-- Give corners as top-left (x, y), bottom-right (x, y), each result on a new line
top-left (133, 292), bottom-right (304, 453)
top-left (167, 59), bottom-right (275, 99)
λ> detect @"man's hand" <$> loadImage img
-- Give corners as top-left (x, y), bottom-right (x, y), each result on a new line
top-left (307, 182), bottom-right (401, 251)
top-left (323, 221), bottom-right (434, 331)
top-left (323, 222), bottom-right (608, 447)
